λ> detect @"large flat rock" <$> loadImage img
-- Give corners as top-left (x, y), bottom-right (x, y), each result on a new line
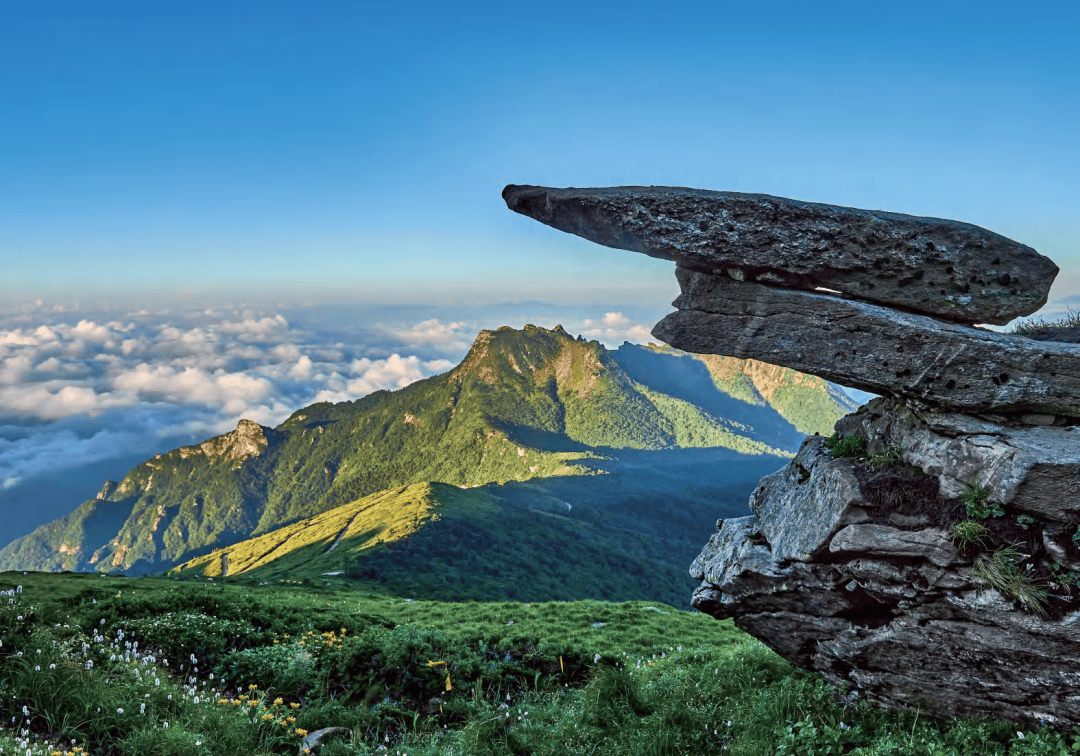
top-left (653, 267), bottom-right (1080, 416)
top-left (503, 184), bottom-right (1057, 325)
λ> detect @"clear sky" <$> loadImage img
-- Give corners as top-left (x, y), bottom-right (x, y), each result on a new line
top-left (2, 0), bottom-right (1078, 309)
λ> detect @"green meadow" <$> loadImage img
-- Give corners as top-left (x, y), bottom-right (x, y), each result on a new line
top-left (1, 572), bottom-right (1077, 756)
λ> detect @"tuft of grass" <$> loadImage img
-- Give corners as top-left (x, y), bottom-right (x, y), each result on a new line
top-left (1010, 308), bottom-right (1080, 335)
top-left (866, 444), bottom-right (902, 470)
top-left (824, 433), bottom-right (866, 458)
top-left (949, 520), bottom-right (991, 549)
top-left (960, 482), bottom-right (1004, 519)
top-left (971, 545), bottom-right (1049, 617)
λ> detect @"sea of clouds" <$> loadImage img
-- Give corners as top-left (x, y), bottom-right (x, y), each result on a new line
top-left (0, 300), bottom-right (662, 542)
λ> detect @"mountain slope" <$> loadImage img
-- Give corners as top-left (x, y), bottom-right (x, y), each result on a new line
top-left (629, 344), bottom-right (858, 436)
top-left (0, 325), bottom-right (853, 576)
top-left (170, 448), bottom-right (787, 607)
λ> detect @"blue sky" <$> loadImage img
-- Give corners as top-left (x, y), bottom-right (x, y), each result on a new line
top-left (2, 1), bottom-right (1078, 307)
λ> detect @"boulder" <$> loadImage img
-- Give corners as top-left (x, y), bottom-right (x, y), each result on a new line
top-left (298, 727), bottom-right (352, 755)
top-left (653, 267), bottom-right (1080, 417)
top-left (502, 184), bottom-right (1057, 325)
top-left (836, 398), bottom-right (1080, 522)
top-left (690, 436), bottom-right (1080, 727)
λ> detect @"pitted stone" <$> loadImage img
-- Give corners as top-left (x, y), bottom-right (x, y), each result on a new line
top-left (828, 524), bottom-right (960, 568)
top-left (503, 183), bottom-right (1057, 324)
top-left (748, 436), bottom-right (869, 562)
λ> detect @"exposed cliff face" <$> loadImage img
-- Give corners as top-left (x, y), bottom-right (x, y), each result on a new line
top-left (195, 418), bottom-right (279, 464)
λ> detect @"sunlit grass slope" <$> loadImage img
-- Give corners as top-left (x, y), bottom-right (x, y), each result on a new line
top-left (171, 482), bottom-right (443, 579)
top-left (2, 572), bottom-right (1074, 756)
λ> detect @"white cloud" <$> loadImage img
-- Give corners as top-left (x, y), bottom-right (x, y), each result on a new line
top-left (217, 315), bottom-right (289, 340)
top-left (347, 354), bottom-right (427, 395)
top-left (288, 355), bottom-right (314, 381)
top-left (0, 354), bottom-right (35, 384)
top-left (67, 320), bottom-right (115, 343)
top-left (112, 364), bottom-right (275, 407)
top-left (582, 311), bottom-right (654, 346)
top-left (393, 318), bottom-right (472, 352)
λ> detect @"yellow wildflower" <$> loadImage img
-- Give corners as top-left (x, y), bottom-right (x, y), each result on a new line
top-left (295, 728), bottom-right (309, 737)
top-left (261, 713), bottom-right (274, 721)
top-left (289, 702), bottom-right (301, 709)
top-left (248, 684), bottom-right (258, 690)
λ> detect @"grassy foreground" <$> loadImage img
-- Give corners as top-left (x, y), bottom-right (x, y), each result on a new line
top-left (1, 572), bottom-right (1077, 755)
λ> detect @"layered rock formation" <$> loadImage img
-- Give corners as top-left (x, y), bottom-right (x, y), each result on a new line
top-left (505, 184), bottom-right (1080, 727)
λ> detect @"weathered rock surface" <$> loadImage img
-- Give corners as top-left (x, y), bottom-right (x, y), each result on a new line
top-left (653, 267), bottom-right (1080, 417)
top-left (502, 184), bottom-right (1057, 324)
top-left (747, 439), bottom-right (870, 562)
top-left (837, 397), bottom-right (1080, 522)
top-left (690, 436), bottom-right (1080, 726)
top-left (502, 182), bottom-right (1080, 726)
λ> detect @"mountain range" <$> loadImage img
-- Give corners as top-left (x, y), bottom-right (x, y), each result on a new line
top-left (0, 325), bottom-right (856, 602)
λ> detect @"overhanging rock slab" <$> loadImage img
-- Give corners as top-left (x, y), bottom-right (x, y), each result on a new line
top-left (653, 268), bottom-right (1080, 417)
top-left (503, 184), bottom-right (1057, 325)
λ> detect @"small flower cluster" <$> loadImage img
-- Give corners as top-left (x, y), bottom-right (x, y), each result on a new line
top-left (215, 684), bottom-right (306, 738)
top-left (272, 627), bottom-right (347, 654)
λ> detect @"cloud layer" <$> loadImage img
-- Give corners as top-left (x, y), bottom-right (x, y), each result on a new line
top-left (0, 307), bottom-right (473, 491)
top-left (0, 303), bottom-right (657, 495)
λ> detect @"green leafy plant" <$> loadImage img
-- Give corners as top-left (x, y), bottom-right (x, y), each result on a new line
top-left (1046, 560), bottom-right (1080, 589)
top-left (971, 545), bottom-right (1049, 617)
top-left (825, 433), bottom-right (866, 458)
top-left (1016, 514), bottom-right (1036, 530)
top-left (8, 572), bottom-right (1080, 756)
top-left (960, 482), bottom-right (1003, 519)
top-left (1073, 525), bottom-right (1080, 550)
top-left (948, 520), bottom-right (991, 549)
top-left (866, 444), bottom-right (902, 470)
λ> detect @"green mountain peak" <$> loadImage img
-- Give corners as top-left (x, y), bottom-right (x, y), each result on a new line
top-left (0, 324), bottom-right (854, 579)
